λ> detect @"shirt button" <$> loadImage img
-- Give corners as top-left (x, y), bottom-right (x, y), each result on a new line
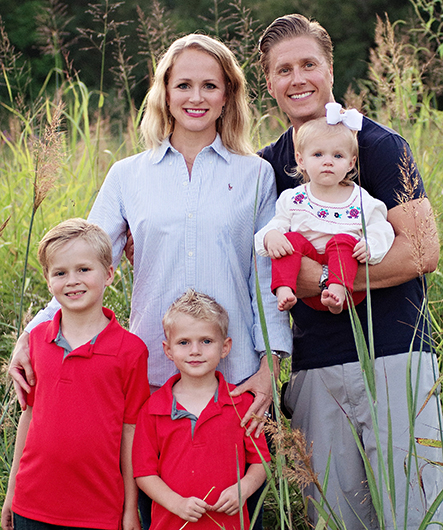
top-left (183, 181), bottom-right (188, 187)
top-left (188, 213), bottom-right (193, 218)
top-left (188, 251), bottom-right (193, 257)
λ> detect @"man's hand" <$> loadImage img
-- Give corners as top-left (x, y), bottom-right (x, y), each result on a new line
top-left (8, 331), bottom-right (33, 410)
top-left (229, 355), bottom-right (279, 437)
top-left (264, 230), bottom-right (294, 259)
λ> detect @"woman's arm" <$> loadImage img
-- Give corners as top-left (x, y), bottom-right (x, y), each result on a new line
top-left (8, 332), bottom-right (33, 410)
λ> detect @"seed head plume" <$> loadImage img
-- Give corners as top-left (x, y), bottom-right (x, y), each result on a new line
top-left (33, 101), bottom-right (65, 212)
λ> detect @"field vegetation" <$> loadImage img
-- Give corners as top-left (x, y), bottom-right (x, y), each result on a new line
top-left (1, 0), bottom-right (442, 527)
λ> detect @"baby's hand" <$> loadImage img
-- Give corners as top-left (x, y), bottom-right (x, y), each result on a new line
top-left (209, 484), bottom-right (242, 516)
top-left (264, 230), bottom-right (294, 259)
top-left (176, 496), bottom-right (208, 522)
top-left (353, 239), bottom-right (370, 263)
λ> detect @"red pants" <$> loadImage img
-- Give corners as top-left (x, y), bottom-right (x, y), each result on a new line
top-left (271, 232), bottom-right (366, 311)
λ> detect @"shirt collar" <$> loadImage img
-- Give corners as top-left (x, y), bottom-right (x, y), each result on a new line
top-left (152, 371), bottom-right (242, 416)
top-left (44, 307), bottom-right (124, 358)
top-left (150, 134), bottom-right (231, 165)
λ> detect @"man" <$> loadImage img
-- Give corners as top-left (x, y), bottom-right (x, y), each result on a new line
top-left (257, 13), bottom-right (442, 529)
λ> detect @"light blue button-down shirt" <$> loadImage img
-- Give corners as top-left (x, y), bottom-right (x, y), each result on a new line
top-left (27, 135), bottom-right (292, 386)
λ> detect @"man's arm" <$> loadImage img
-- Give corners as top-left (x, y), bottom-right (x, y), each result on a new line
top-left (229, 354), bottom-right (280, 438)
top-left (295, 197), bottom-right (439, 298)
top-left (135, 475), bottom-right (209, 523)
top-left (354, 197), bottom-right (439, 290)
top-left (120, 424), bottom-right (141, 530)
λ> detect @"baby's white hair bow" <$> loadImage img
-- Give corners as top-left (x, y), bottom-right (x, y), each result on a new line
top-left (325, 102), bottom-right (363, 131)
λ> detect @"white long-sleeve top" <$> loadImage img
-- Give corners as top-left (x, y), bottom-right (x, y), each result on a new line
top-left (255, 182), bottom-right (394, 265)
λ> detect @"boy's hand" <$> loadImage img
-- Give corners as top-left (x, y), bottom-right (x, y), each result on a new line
top-left (1, 494), bottom-right (13, 530)
top-left (176, 497), bottom-right (208, 522)
top-left (209, 484), bottom-right (242, 516)
top-left (121, 508), bottom-right (141, 530)
top-left (352, 240), bottom-right (370, 263)
top-left (264, 230), bottom-right (294, 259)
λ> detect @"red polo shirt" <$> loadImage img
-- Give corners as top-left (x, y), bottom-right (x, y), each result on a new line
top-left (133, 371), bottom-right (270, 530)
top-left (13, 308), bottom-right (150, 529)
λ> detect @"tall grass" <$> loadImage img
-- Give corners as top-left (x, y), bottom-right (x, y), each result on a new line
top-left (1, 0), bottom-right (443, 528)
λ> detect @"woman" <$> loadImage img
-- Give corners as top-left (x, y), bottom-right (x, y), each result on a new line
top-left (10, 33), bottom-right (292, 530)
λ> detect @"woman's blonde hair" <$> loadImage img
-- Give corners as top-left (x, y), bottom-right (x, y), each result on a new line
top-left (294, 117), bottom-right (359, 186)
top-left (140, 33), bottom-right (253, 155)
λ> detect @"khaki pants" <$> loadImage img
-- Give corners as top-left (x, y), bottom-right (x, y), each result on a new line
top-left (284, 352), bottom-right (443, 529)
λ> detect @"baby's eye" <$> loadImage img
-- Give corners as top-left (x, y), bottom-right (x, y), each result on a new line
top-left (314, 152), bottom-right (323, 157)
top-left (334, 154), bottom-right (344, 159)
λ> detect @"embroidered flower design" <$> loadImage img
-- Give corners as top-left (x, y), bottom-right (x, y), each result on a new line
top-left (292, 193), bottom-right (305, 204)
top-left (346, 207), bottom-right (360, 219)
top-left (334, 212), bottom-right (341, 219)
top-left (317, 209), bottom-right (328, 219)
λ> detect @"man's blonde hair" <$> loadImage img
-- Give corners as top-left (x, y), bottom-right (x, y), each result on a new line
top-left (162, 289), bottom-right (229, 340)
top-left (295, 117), bottom-right (358, 186)
top-left (38, 218), bottom-right (112, 278)
top-left (140, 33), bottom-right (253, 156)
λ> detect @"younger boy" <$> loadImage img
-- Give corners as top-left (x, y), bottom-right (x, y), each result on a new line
top-left (132, 289), bottom-right (270, 530)
top-left (1, 218), bottom-right (150, 530)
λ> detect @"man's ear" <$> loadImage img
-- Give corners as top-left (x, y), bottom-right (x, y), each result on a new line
top-left (266, 76), bottom-right (276, 99)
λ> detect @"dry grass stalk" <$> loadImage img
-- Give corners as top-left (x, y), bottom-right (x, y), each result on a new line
top-left (32, 101), bottom-right (65, 212)
top-left (0, 216), bottom-right (10, 237)
top-left (264, 417), bottom-right (315, 491)
top-left (395, 147), bottom-right (439, 276)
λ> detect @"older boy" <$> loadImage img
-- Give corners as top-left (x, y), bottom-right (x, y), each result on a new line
top-left (132, 289), bottom-right (270, 530)
top-left (1, 219), bottom-right (149, 530)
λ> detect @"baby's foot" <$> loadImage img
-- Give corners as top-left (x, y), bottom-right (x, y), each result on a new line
top-left (321, 284), bottom-right (345, 314)
top-left (276, 286), bottom-right (297, 312)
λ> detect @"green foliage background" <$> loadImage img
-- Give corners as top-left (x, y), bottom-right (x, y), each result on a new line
top-left (1, 0), bottom-right (442, 527)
